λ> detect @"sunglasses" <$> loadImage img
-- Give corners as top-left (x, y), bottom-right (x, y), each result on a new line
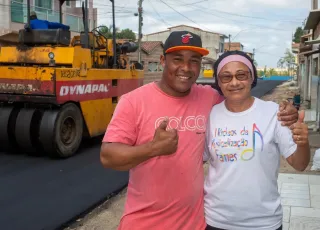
top-left (218, 71), bottom-right (251, 83)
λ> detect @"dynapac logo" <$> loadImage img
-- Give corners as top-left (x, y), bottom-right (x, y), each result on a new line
top-left (59, 84), bottom-right (109, 96)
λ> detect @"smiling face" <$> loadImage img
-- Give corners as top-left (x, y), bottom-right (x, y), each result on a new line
top-left (217, 61), bottom-right (253, 102)
top-left (159, 50), bottom-right (202, 97)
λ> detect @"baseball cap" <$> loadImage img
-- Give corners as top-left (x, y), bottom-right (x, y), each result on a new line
top-left (163, 31), bottom-right (209, 56)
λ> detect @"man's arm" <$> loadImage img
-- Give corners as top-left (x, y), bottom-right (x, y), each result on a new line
top-left (100, 97), bottom-right (178, 171)
top-left (101, 121), bottom-right (178, 171)
top-left (47, 21), bottom-right (70, 30)
top-left (100, 142), bottom-right (155, 171)
top-left (277, 100), bottom-right (299, 127)
top-left (206, 86), bottom-right (224, 106)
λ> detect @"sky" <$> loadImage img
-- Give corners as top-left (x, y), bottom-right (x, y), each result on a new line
top-left (93, 0), bottom-right (311, 68)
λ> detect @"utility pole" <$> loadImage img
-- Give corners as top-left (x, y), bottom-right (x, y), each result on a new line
top-left (253, 48), bottom-right (255, 60)
top-left (312, 0), bottom-right (318, 10)
top-left (228, 34), bottom-right (231, 51)
top-left (84, 0), bottom-right (89, 49)
top-left (138, 0), bottom-right (143, 63)
top-left (110, 0), bottom-right (117, 68)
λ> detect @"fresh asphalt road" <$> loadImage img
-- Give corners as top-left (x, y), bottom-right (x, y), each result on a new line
top-left (251, 79), bottom-right (285, 98)
top-left (0, 79), bottom-right (284, 230)
top-left (0, 137), bottom-right (129, 230)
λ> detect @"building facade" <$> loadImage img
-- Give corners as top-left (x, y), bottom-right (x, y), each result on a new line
top-left (142, 25), bottom-right (227, 78)
top-left (224, 41), bottom-right (253, 58)
top-left (128, 41), bottom-right (164, 85)
top-left (142, 25), bottom-right (227, 62)
top-left (0, 0), bottom-right (97, 43)
top-left (224, 42), bottom-right (243, 51)
top-left (298, 0), bottom-right (320, 129)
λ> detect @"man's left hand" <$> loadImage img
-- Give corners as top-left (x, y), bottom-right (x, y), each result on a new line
top-left (277, 100), bottom-right (299, 127)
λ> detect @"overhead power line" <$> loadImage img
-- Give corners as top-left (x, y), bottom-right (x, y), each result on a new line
top-left (164, 0), bottom-right (295, 31)
top-left (147, 0), bottom-right (172, 27)
top-left (158, 0), bottom-right (219, 34)
top-left (163, 0), bottom-right (304, 22)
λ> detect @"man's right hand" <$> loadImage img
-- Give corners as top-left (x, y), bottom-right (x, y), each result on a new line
top-left (151, 117), bottom-right (178, 156)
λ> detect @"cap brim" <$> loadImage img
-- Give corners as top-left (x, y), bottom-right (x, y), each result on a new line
top-left (165, 46), bottom-right (209, 56)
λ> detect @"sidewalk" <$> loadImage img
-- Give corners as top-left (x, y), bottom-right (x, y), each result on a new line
top-left (262, 80), bottom-right (320, 229)
top-left (279, 173), bottom-right (320, 229)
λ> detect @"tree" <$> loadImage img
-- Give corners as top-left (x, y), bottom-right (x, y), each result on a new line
top-left (98, 25), bottom-right (116, 38)
top-left (278, 48), bottom-right (296, 76)
top-left (118, 29), bottom-right (136, 41)
top-left (258, 70), bottom-right (264, 77)
top-left (98, 25), bottom-right (136, 41)
top-left (268, 68), bottom-right (275, 76)
top-left (293, 27), bottom-right (303, 43)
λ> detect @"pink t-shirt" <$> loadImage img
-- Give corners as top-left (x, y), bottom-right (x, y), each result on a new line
top-left (103, 82), bottom-right (223, 230)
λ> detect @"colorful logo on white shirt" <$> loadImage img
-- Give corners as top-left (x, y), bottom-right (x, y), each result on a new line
top-left (211, 123), bottom-right (264, 162)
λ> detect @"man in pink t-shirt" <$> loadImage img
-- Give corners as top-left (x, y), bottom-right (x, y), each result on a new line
top-left (100, 31), bottom-right (298, 230)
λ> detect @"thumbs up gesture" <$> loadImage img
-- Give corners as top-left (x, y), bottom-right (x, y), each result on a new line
top-left (151, 117), bottom-right (179, 156)
top-left (290, 110), bottom-right (309, 146)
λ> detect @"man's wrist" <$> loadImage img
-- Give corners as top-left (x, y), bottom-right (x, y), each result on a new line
top-left (144, 141), bottom-right (158, 158)
top-left (297, 142), bottom-right (310, 148)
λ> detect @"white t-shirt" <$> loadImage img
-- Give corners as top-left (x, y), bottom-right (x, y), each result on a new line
top-left (203, 97), bottom-right (297, 230)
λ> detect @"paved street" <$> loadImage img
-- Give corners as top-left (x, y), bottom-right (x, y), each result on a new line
top-left (278, 174), bottom-right (320, 229)
top-left (252, 79), bottom-right (285, 98)
top-left (0, 138), bottom-right (129, 230)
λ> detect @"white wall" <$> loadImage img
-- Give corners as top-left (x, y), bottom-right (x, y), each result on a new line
top-left (143, 26), bottom-right (224, 61)
top-left (0, 0), bottom-right (11, 30)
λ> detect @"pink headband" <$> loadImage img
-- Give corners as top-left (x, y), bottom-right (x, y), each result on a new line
top-left (217, 55), bottom-right (254, 76)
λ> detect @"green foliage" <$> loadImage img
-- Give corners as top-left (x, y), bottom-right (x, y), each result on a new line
top-left (98, 25), bottom-right (136, 41)
top-left (278, 48), bottom-right (296, 76)
top-left (258, 70), bottom-right (264, 77)
top-left (293, 27), bottom-right (303, 43)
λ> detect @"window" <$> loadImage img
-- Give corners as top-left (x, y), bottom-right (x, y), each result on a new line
top-left (313, 57), bottom-right (318, 75)
top-left (93, 20), bottom-right (97, 29)
top-left (148, 62), bottom-right (159, 72)
top-left (219, 38), bottom-right (224, 53)
top-left (76, 0), bottom-right (86, 7)
top-left (35, 0), bottom-right (52, 9)
top-left (66, 1), bottom-right (71, 7)
top-left (11, 0), bottom-right (24, 23)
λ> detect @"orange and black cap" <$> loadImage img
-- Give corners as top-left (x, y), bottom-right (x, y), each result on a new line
top-left (163, 31), bottom-right (209, 56)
